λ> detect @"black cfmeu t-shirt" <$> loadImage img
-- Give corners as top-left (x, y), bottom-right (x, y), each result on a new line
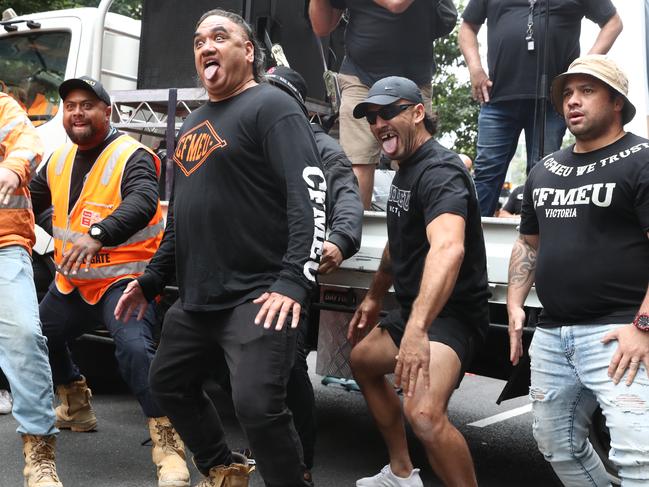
top-left (139, 83), bottom-right (326, 311)
top-left (330, 0), bottom-right (436, 87)
top-left (462, 0), bottom-right (616, 103)
top-left (520, 133), bottom-right (649, 325)
top-left (387, 138), bottom-right (490, 339)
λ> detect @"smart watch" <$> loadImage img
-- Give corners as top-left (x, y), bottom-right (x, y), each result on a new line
top-left (89, 224), bottom-right (104, 242)
top-left (632, 313), bottom-right (649, 332)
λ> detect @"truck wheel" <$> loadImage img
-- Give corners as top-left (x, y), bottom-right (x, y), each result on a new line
top-left (589, 406), bottom-right (620, 485)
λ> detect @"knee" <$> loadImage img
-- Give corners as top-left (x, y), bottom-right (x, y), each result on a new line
top-left (5, 323), bottom-right (46, 355)
top-left (233, 386), bottom-right (283, 426)
top-left (349, 342), bottom-right (375, 379)
top-left (531, 415), bottom-right (575, 462)
top-left (404, 399), bottom-right (447, 440)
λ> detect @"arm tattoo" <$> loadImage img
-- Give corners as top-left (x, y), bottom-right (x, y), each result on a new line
top-left (509, 236), bottom-right (536, 289)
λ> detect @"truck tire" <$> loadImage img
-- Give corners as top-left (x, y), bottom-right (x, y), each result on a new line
top-left (589, 406), bottom-right (620, 485)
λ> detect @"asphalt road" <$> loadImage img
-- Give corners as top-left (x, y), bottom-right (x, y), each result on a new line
top-left (0, 352), bottom-right (560, 487)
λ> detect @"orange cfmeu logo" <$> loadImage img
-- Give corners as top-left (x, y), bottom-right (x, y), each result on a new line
top-left (173, 120), bottom-right (227, 176)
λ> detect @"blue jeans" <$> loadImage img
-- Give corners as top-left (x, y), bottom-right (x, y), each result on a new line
top-left (529, 325), bottom-right (649, 486)
top-left (40, 281), bottom-right (164, 418)
top-left (0, 246), bottom-right (57, 435)
top-left (473, 99), bottom-right (566, 216)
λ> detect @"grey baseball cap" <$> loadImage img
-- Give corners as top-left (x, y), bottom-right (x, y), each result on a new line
top-left (353, 76), bottom-right (423, 119)
top-left (59, 76), bottom-right (111, 105)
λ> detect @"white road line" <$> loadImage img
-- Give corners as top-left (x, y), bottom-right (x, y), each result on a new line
top-left (467, 404), bottom-right (533, 428)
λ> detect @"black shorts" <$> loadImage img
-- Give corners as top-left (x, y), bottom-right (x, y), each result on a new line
top-left (378, 309), bottom-right (479, 387)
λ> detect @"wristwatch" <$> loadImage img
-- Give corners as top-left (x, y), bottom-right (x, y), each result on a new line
top-left (632, 313), bottom-right (649, 332)
top-left (89, 224), bottom-right (104, 243)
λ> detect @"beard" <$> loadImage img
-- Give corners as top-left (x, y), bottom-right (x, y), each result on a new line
top-left (66, 123), bottom-right (98, 146)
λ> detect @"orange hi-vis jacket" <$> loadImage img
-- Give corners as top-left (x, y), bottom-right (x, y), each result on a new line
top-left (0, 92), bottom-right (42, 253)
top-left (27, 93), bottom-right (59, 127)
top-left (47, 134), bottom-right (164, 304)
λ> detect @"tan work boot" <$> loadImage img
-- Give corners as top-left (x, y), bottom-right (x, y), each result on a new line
top-left (54, 376), bottom-right (97, 432)
top-left (194, 452), bottom-right (255, 487)
top-left (149, 417), bottom-right (190, 487)
top-left (22, 434), bottom-right (63, 487)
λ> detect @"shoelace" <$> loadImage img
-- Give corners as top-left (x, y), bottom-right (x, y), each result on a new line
top-left (30, 440), bottom-right (60, 481)
top-left (155, 423), bottom-right (179, 452)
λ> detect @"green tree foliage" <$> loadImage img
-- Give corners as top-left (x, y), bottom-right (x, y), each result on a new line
top-left (0, 0), bottom-right (141, 19)
top-left (432, 4), bottom-right (479, 160)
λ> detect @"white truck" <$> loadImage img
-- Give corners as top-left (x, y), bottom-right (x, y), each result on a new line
top-left (2, 1), bottom-right (647, 482)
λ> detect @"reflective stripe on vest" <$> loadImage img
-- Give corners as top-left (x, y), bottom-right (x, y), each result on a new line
top-left (64, 261), bottom-right (149, 281)
top-left (0, 115), bottom-right (29, 145)
top-left (6, 149), bottom-right (39, 173)
top-left (52, 219), bottom-right (164, 248)
top-left (0, 194), bottom-right (32, 209)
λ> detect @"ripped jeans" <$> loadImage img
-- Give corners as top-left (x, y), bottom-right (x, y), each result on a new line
top-left (529, 324), bottom-right (649, 486)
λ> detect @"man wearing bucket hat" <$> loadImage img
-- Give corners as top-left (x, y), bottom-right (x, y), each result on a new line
top-left (508, 55), bottom-right (649, 485)
top-left (348, 76), bottom-right (489, 487)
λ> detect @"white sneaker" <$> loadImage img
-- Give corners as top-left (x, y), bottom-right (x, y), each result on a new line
top-left (356, 465), bottom-right (423, 487)
top-left (0, 389), bottom-right (12, 414)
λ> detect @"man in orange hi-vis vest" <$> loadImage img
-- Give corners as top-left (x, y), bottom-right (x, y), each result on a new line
top-left (28, 77), bottom-right (190, 487)
top-left (0, 92), bottom-right (65, 486)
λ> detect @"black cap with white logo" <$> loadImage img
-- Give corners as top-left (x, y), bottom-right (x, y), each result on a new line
top-left (353, 76), bottom-right (423, 119)
top-left (59, 76), bottom-right (111, 105)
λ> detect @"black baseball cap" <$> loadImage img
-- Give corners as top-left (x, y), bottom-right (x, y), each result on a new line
top-left (265, 66), bottom-right (310, 118)
top-left (353, 76), bottom-right (423, 119)
top-left (59, 76), bottom-right (111, 105)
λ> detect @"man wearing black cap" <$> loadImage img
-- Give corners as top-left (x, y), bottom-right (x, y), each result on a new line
top-left (29, 76), bottom-right (191, 487)
top-left (266, 65), bottom-right (364, 473)
top-left (348, 76), bottom-right (489, 487)
top-left (309, 0), bottom-right (453, 210)
top-left (508, 55), bottom-right (649, 485)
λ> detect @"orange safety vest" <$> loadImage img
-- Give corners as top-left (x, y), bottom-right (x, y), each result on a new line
top-left (47, 134), bottom-right (163, 304)
top-left (27, 93), bottom-right (58, 127)
top-left (0, 93), bottom-right (41, 252)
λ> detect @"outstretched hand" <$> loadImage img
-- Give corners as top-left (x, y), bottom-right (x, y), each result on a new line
top-left (59, 234), bottom-right (102, 276)
top-left (602, 325), bottom-right (649, 386)
top-left (114, 280), bottom-right (149, 322)
top-left (253, 292), bottom-right (301, 330)
top-left (394, 327), bottom-right (430, 397)
top-left (347, 295), bottom-right (381, 345)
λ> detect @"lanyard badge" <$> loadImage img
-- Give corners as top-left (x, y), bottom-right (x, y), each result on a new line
top-left (526, 0), bottom-right (536, 52)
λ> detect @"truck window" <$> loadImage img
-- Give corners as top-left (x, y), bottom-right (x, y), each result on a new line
top-left (0, 31), bottom-right (70, 126)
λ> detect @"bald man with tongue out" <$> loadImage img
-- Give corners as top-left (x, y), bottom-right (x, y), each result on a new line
top-left (348, 76), bottom-right (489, 487)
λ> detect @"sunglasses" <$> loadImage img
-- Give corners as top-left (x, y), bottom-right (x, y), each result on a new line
top-left (365, 104), bottom-right (415, 125)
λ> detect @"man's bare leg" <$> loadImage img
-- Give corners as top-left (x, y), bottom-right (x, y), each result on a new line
top-left (352, 164), bottom-right (375, 210)
top-left (403, 342), bottom-right (477, 487)
top-left (350, 327), bottom-right (414, 476)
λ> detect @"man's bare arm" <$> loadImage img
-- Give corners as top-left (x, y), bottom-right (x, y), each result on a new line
top-left (588, 12), bottom-right (623, 54)
top-left (458, 20), bottom-right (492, 103)
top-left (309, 0), bottom-right (344, 37)
top-left (368, 243), bottom-right (394, 300)
top-left (407, 214), bottom-right (465, 332)
top-left (506, 233), bottom-right (539, 365)
top-left (347, 243), bottom-right (393, 343)
top-left (507, 234), bottom-right (539, 305)
top-left (394, 213), bottom-right (465, 395)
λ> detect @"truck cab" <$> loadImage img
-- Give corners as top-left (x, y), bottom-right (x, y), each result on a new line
top-left (0, 7), bottom-right (140, 156)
